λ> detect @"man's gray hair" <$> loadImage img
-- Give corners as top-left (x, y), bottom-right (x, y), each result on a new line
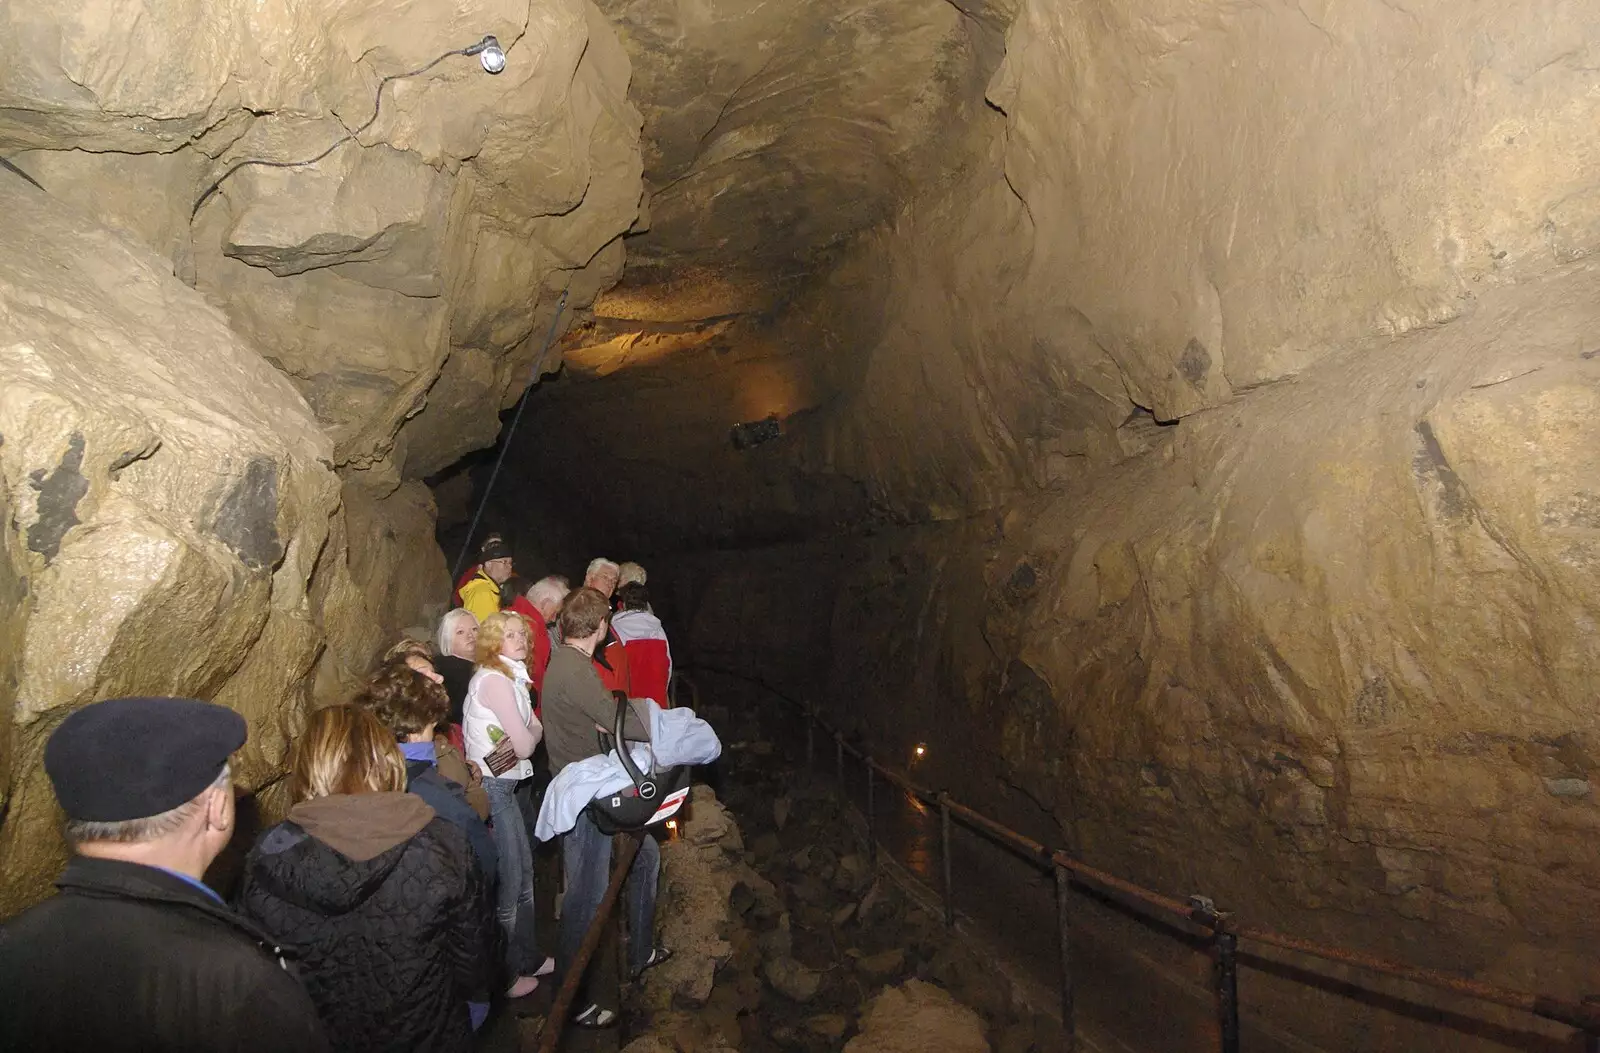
top-left (63, 764), bottom-right (231, 847)
top-left (528, 576), bottom-right (570, 613)
top-left (435, 608), bottom-right (478, 655)
top-left (585, 558), bottom-right (619, 582)
top-left (617, 562), bottom-right (646, 587)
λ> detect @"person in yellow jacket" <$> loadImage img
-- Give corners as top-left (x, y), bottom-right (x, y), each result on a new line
top-left (460, 538), bottom-right (515, 622)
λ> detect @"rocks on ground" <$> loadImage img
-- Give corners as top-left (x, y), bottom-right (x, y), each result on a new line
top-left (843, 980), bottom-right (990, 1053)
top-left (621, 696), bottom-right (1055, 1052)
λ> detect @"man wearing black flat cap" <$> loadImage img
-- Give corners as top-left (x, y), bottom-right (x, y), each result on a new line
top-left (0, 696), bottom-right (330, 1052)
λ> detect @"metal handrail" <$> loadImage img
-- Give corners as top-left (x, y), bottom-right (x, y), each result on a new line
top-left (680, 665), bottom-right (1600, 1051)
top-left (536, 831), bottom-right (643, 1052)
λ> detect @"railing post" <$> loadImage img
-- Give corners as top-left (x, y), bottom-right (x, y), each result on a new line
top-left (805, 708), bottom-right (815, 771)
top-left (939, 793), bottom-right (955, 928)
top-left (537, 832), bottom-right (643, 1053)
top-left (1055, 861), bottom-right (1076, 1052)
top-left (1213, 919), bottom-right (1241, 1053)
top-left (865, 762), bottom-right (876, 864)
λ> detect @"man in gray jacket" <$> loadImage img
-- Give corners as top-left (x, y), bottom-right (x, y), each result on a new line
top-left (541, 587), bottom-right (670, 1028)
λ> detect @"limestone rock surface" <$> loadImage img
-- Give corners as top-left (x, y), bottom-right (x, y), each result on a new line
top-left (0, 0), bottom-right (649, 915)
top-left (500, 0), bottom-right (1600, 1046)
top-left (638, 785), bottom-right (748, 1012)
top-left (0, 181), bottom-right (378, 911)
top-left (2, 0), bottom-right (646, 488)
top-left (593, 0), bottom-right (970, 306)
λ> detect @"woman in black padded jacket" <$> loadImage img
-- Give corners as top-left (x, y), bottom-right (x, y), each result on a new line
top-left (239, 705), bottom-right (497, 1053)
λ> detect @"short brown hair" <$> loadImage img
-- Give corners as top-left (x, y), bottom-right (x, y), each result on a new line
top-left (352, 662), bottom-right (448, 739)
top-left (558, 587), bottom-right (610, 641)
top-left (288, 705), bottom-right (408, 803)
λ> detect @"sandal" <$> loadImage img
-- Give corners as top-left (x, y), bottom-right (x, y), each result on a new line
top-left (633, 946), bottom-right (674, 979)
top-left (571, 1003), bottom-right (618, 1029)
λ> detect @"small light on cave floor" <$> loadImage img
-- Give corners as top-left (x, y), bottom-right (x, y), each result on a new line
top-left (665, 819), bottom-right (679, 837)
top-left (914, 744), bottom-right (927, 758)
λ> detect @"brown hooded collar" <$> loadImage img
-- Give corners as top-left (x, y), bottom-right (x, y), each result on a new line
top-left (287, 792), bottom-right (435, 862)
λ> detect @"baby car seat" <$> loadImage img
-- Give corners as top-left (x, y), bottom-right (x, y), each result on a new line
top-left (587, 692), bottom-right (691, 834)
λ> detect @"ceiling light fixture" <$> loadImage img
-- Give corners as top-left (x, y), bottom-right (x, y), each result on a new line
top-left (466, 35), bottom-right (507, 74)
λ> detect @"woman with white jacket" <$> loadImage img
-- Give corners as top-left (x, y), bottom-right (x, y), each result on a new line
top-left (463, 611), bottom-right (550, 997)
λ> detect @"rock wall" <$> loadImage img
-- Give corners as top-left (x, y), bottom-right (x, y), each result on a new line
top-left (0, 181), bottom-right (380, 912)
top-left (768, 0), bottom-right (1600, 522)
top-left (0, 0), bottom-right (647, 910)
top-left (3, 0), bottom-right (646, 627)
top-left (674, 260), bottom-right (1600, 1013)
top-left (518, 0), bottom-right (1600, 1043)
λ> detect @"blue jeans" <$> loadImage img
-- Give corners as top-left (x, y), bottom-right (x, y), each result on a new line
top-left (559, 812), bottom-right (661, 981)
top-left (484, 777), bottom-right (539, 976)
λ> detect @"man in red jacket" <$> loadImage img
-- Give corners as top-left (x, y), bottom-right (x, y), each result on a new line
top-left (525, 575), bottom-right (570, 698)
top-left (610, 583), bottom-right (672, 707)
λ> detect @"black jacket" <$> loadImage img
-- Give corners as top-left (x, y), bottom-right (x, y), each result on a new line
top-left (238, 793), bottom-right (497, 1053)
top-left (405, 759), bottom-right (499, 881)
top-left (436, 654), bottom-right (475, 727)
top-left (0, 855), bottom-right (329, 1052)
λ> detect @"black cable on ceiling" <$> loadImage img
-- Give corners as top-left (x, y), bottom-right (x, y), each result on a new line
top-left (450, 287), bottom-right (571, 584)
top-left (0, 157), bottom-right (47, 194)
top-left (190, 35), bottom-right (503, 218)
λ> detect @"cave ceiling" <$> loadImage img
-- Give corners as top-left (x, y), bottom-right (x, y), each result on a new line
top-left (580, 0), bottom-right (992, 333)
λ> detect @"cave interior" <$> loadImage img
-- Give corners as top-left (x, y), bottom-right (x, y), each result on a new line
top-left (3, 0), bottom-right (1600, 1048)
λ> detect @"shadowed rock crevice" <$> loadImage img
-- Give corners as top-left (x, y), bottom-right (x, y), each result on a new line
top-left (25, 433), bottom-right (88, 564)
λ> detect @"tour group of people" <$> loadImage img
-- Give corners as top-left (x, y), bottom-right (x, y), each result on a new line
top-left (0, 539), bottom-right (681, 1052)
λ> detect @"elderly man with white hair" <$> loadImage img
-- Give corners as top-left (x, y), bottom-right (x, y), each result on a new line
top-left (583, 557), bottom-right (621, 598)
top-left (580, 558), bottom-right (629, 693)
top-left (616, 561), bottom-right (646, 589)
top-left (525, 575), bottom-right (570, 694)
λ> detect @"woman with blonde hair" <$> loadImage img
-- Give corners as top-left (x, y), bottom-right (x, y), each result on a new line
top-left (464, 611), bottom-right (550, 997)
top-left (239, 705), bottom-right (496, 1052)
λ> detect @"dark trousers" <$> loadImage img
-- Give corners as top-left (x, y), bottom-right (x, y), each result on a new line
top-left (557, 813), bottom-right (660, 1006)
